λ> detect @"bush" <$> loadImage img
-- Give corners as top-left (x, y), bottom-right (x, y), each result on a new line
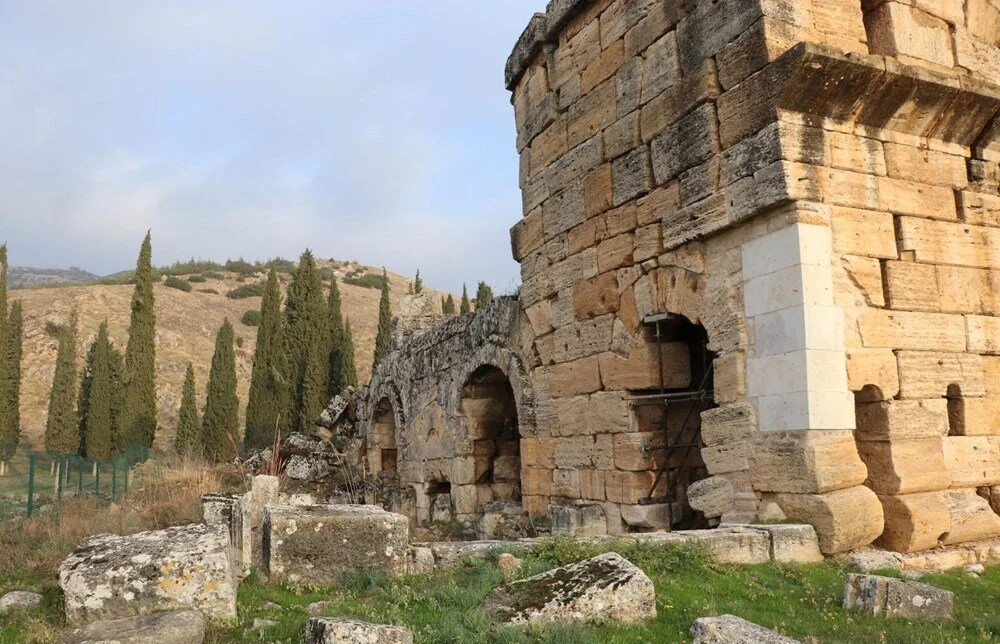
top-left (198, 288), bottom-right (219, 295)
top-left (241, 310), bottom-right (262, 327)
top-left (264, 257), bottom-right (295, 274)
top-left (226, 283), bottom-right (265, 299)
top-left (343, 273), bottom-right (387, 290)
top-left (161, 259), bottom-right (225, 276)
top-left (225, 259), bottom-right (257, 276)
top-left (202, 271), bottom-right (224, 280)
top-left (187, 274), bottom-right (206, 283)
top-left (163, 276), bottom-right (192, 292)
top-left (318, 267), bottom-right (334, 281)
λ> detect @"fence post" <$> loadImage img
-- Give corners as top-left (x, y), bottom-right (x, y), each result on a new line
top-left (26, 453), bottom-right (35, 517)
top-left (77, 460), bottom-right (83, 496)
top-left (95, 462), bottom-right (100, 495)
top-left (111, 457), bottom-right (117, 499)
top-left (57, 456), bottom-right (64, 499)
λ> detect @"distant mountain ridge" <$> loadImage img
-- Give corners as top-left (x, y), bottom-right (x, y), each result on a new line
top-left (8, 266), bottom-right (103, 289)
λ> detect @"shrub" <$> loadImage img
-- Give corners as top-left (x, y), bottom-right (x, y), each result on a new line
top-left (163, 276), bottom-right (192, 292)
top-left (161, 259), bottom-right (225, 276)
top-left (187, 274), bottom-right (206, 283)
top-left (318, 267), bottom-right (334, 281)
top-left (225, 259), bottom-right (257, 276)
top-left (43, 320), bottom-right (63, 337)
top-left (198, 288), bottom-right (219, 295)
top-left (343, 273), bottom-right (387, 290)
top-left (226, 283), bottom-right (265, 299)
top-left (241, 310), bottom-right (262, 327)
top-left (202, 271), bottom-right (224, 280)
top-left (264, 257), bottom-right (295, 274)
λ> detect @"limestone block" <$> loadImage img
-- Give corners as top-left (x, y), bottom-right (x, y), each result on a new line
top-left (690, 615), bottom-right (803, 644)
top-left (955, 24), bottom-right (1000, 79)
top-left (605, 470), bottom-right (658, 504)
top-left (750, 430), bottom-right (868, 494)
top-left (545, 356), bottom-right (603, 398)
top-left (830, 207), bottom-right (897, 259)
top-left (882, 261), bottom-right (938, 311)
top-left (59, 611), bottom-right (206, 644)
top-left (621, 503), bottom-right (674, 529)
top-left (858, 309), bottom-right (966, 352)
top-left (650, 103), bottom-right (718, 185)
top-left (654, 266), bottom-right (707, 324)
top-left (677, 528), bottom-right (770, 564)
top-left (864, 3), bottom-right (954, 68)
top-left (855, 399), bottom-right (948, 441)
top-left (940, 488), bottom-right (1000, 545)
top-left (942, 437), bottom-right (1000, 487)
top-left (306, 618), bottom-right (413, 644)
top-left (700, 404), bottom-right (756, 447)
top-left (687, 476), bottom-right (735, 519)
top-left (967, 315), bottom-right (1000, 355)
top-left (551, 502), bottom-right (608, 536)
top-left (589, 390), bottom-right (630, 433)
top-left (748, 524), bottom-right (825, 564)
top-left (612, 431), bottom-right (663, 471)
top-left (481, 552), bottom-right (656, 625)
top-left (775, 486), bottom-right (884, 554)
top-left (263, 505), bottom-right (409, 584)
top-left (59, 524), bottom-right (236, 626)
top-left (612, 147), bottom-right (652, 206)
top-left (843, 573), bottom-right (954, 620)
top-left (713, 352), bottom-right (746, 403)
top-left (522, 468), bottom-right (554, 496)
top-left (876, 491), bottom-right (951, 553)
top-left (896, 351), bottom-right (985, 399)
top-left (597, 232), bottom-right (636, 273)
top-left (598, 340), bottom-right (690, 390)
top-left (702, 441), bottom-right (750, 475)
top-left (856, 438), bottom-right (952, 495)
top-left (884, 143), bottom-right (967, 188)
top-left (897, 217), bottom-right (1000, 270)
top-left (0, 590), bottom-right (42, 615)
top-left (572, 272), bottom-right (619, 320)
top-left (520, 438), bottom-right (555, 469)
top-left (837, 255), bottom-right (884, 308)
top-left (956, 396), bottom-right (1000, 436)
top-left (957, 190), bottom-right (1000, 228)
top-left (552, 468), bottom-right (582, 497)
top-left (847, 349), bottom-right (900, 400)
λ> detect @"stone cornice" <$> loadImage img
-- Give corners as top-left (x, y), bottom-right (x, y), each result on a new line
top-left (505, 0), bottom-right (593, 91)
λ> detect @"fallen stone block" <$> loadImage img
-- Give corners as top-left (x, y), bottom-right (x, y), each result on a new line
top-left (418, 540), bottom-right (533, 566)
top-left (306, 617), bottom-right (413, 644)
top-left (724, 524), bottom-right (824, 563)
top-left (200, 493), bottom-right (245, 576)
top-left (843, 573), bottom-right (954, 620)
top-left (498, 553), bottom-right (523, 580)
top-left (690, 615), bottom-right (803, 643)
top-left (551, 502), bottom-right (607, 536)
top-left (687, 476), bottom-right (735, 519)
top-left (676, 527), bottom-right (771, 564)
top-left (845, 549), bottom-right (903, 573)
top-left (774, 486), bottom-right (884, 554)
top-left (481, 552), bottom-right (655, 625)
top-left (59, 524), bottom-right (236, 626)
top-left (0, 590), bottom-right (42, 614)
top-left (264, 504), bottom-right (409, 584)
top-left (59, 610), bottom-right (206, 644)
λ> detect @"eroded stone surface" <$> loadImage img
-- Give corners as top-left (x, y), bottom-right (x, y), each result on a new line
top-left (843, 573), bottom-right (954, 620)
top-left (59, 610), bottom-right (206, 644)
top-left (0, 590), bottom-right (42, 614)
top-left (58, 524), bottom-right (236, 626)
top-left (481, 552), bottom-right (655, 625)
top-left (306, 618), bottom-right (413, 644)
top-left (690, 615), bottom-right (803, 643)
top-left (264, 504), bottom-right (409, 584)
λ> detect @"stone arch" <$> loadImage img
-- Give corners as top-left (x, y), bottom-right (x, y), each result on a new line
top-left (364, 381), bottom-right (405, 477)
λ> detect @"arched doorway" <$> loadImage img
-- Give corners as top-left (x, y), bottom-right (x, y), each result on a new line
top-left (370, 397), bottom-right (398, 476)
top-left (460, 365), bottom-right (521, 509)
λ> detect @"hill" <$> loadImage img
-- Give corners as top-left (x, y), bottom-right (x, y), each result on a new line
top-left (8, 266), bottom-right (102, 289)
top-left (9, 260), bottom-right (450, 453)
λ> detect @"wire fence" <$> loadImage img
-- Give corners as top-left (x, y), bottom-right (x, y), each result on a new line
top-left (0, 443), bottom-right (149, 517)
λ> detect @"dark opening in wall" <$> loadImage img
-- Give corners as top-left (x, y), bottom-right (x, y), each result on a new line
top-left (461, 365), bottom-right (522, 510)
top-left (628, 313), bottom-right (715, 531)
top-left (946, 384), bottom-right (965, 436)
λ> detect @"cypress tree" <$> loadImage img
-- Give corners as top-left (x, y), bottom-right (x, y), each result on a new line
top-left (475, 281), bottom-right (494, 310)
top-left (0, 244), bottom-right (8, 441)
top-left (44, 308), bottom-right (79, 455)
top-left (79, 322), bottom-right (115, 461)
top-left (175, 363), bottom-right (200, 457)
top-left (202, 320), bottom-right (238, 462)
top-left (283, 250), bottom-right (328, 434)
top-left (443, 294), bottom-right (457, 315)
top-left (372, 269), bottom-right (392, 373)
top-left (414, 270), bottom-right (423, 294)
top-left (108, 346), bottom-right (125, 451)
top-left (0, 300), bottom-right (22, 460)
top-left (460, 284), bottom-right (471, 313)
top-left (327, 277), bottom-right (346, 397)
top-left (341, 317), bottom-right (358, 389)
top-left (121, 232), bottom-right (157, 449)
top-left (245, 268), bottom-right (287, 450)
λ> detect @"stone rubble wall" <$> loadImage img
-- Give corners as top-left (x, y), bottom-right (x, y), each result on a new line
top-left (505, 0), bottom-right (1000, 554)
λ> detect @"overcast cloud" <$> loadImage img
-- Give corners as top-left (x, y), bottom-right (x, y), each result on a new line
top-left (0, 1), bottom-right (544, 292)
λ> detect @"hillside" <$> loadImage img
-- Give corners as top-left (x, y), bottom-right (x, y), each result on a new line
top-left (9, 260), bottom-right (451, 453)
top-left (8, 266), bottom-right (102, 289)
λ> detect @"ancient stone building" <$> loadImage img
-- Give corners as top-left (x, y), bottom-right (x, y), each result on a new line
top-left (364, 0), bottom-right (1000, 556)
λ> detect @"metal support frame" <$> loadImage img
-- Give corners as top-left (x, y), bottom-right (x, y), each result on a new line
top-left (628, 315), bottom-right (714, 530)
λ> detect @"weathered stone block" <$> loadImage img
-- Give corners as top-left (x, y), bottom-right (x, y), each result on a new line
top-left (551, 502), bottom-right (607, 536)
top-left (481, 552), bottom-right (656, 625)
top-left (942, 436), bottom-right (1000, 487)
top-left (597, 340), bottom-right (690, 390)
top-left (263, 505), bottom-right (409, 584)
top-left (876, 491), bottom-right (951, 553)
top-left (750, 430), bottom-right (868, 494)
top-left (855, 399), bottom-right (948, 441)
top-left (700, 404), bottom-right (756, 447)
top-left (59, 611), bottom-right (206, 644)
top-left (306, 618), bottom-right (413, 644)
top-left (844, 573), bottom-right (954, 620)
top-left (650, 104), bottom-right (718, 185)
top-left (896, 351), bottom-right (985, 399)
top-left (612, 146), bottom-right (652, 206)
top-left (690, 615), bottom-right (803, 644)
top-left (687, 475), bottom-right (735, 519)
top-left (855, 438), bottom-right (952, 495)
top-left (940, 488), bottom-right (1000, 545)
top-left (59, 524), bottom-right (237, 626)
top-left (775, 486), bottom-right (884, 554)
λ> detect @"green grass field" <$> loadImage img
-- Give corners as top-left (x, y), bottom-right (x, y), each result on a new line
top-left (3, 537), bottom-right (999, 644)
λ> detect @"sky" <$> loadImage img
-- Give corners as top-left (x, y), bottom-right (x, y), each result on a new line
top-left (0, 1), bottom-right (545, 293)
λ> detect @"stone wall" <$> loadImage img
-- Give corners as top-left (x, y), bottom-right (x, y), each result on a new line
top-left (505, 0), bottom-right (1000, 554)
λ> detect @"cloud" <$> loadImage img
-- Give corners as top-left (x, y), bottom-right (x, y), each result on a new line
top-left (0, 0), bottom-right (544, 291)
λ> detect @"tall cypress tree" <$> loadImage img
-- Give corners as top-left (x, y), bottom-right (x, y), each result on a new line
top-left (341, 317), bottom-right (358, 389)
top-left (475, 281), bottom-right (494, 310)
top-left (460, 284), bottom-right (471, 314)
top-left (79, 322), bottom-right (115, 461)
top-left (443, 294), bottom-right (456, 315)
top-left (327, 277), bottom-right (346, 397)
top-left (283, 250), bottom-right (328, 434)
top-left (202, 320), bottom-right (238, 462)
top-left (414, 270), bottom-right (423, 294)
top-left (175, 363), bottom-right (200, 457)
top-left (44, 309), bottom-right (79, 455)
top-left (121, 232), bottom-right (157, 449)
top-left (372, 268), bottom-right (392, 373)
top-left (0, 244), bottom-right (8, 442)
top-left (0, 300), bottom-right (22, 460)
top-left (108, 345), bottom-right (126, 451)
top-left (245, 268), bottom-right (286, 449)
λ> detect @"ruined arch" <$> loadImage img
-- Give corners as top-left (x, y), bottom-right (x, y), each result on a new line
top-left (364, 382), bottom-right (404, 478)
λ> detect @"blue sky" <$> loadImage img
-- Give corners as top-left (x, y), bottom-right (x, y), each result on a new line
top-left (0, 1), bottom-right (544, 292)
